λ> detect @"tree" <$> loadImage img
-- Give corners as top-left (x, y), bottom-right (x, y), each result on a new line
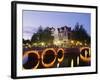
top-left (42, 27), bottom-right (54, 45)
top-left (71, 23), bottom-right (90, 44)
top-left (23, 39), bottom-right (31, 44)
top-left (31, 26), bottom-right (54, 46)
top-left (31, 26), bottom-right (43, 43)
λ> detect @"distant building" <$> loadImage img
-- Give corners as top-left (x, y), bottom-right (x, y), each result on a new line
top-left (57, 26), bottom-right (71, 41)
top-left (49, 26), bottom-right (72, 46)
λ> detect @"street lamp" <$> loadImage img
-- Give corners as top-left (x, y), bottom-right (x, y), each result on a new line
top-left (41, 42), bottom-right (45, 46)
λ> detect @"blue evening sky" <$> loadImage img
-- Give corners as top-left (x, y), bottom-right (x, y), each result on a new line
top-left (23, 10), bottom-right (91, 40)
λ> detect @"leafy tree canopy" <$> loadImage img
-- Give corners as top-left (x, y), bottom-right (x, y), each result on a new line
top-left (31, 26), bottom-right (54, 45)
top-left (71, 23), bottom-right (90, 44)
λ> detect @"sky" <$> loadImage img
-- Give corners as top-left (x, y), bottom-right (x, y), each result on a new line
top-left (23, 10), bottom-right (91, 40)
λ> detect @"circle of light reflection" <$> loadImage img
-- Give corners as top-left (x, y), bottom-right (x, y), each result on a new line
top-left (23, 50), bottom-right (40, 69)
top-left (41, 48), bottom-right (57, 68)
top-left (80, 47), bottom-right (91, 62)
top-left (57, 48), bottom-right (64, 63)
